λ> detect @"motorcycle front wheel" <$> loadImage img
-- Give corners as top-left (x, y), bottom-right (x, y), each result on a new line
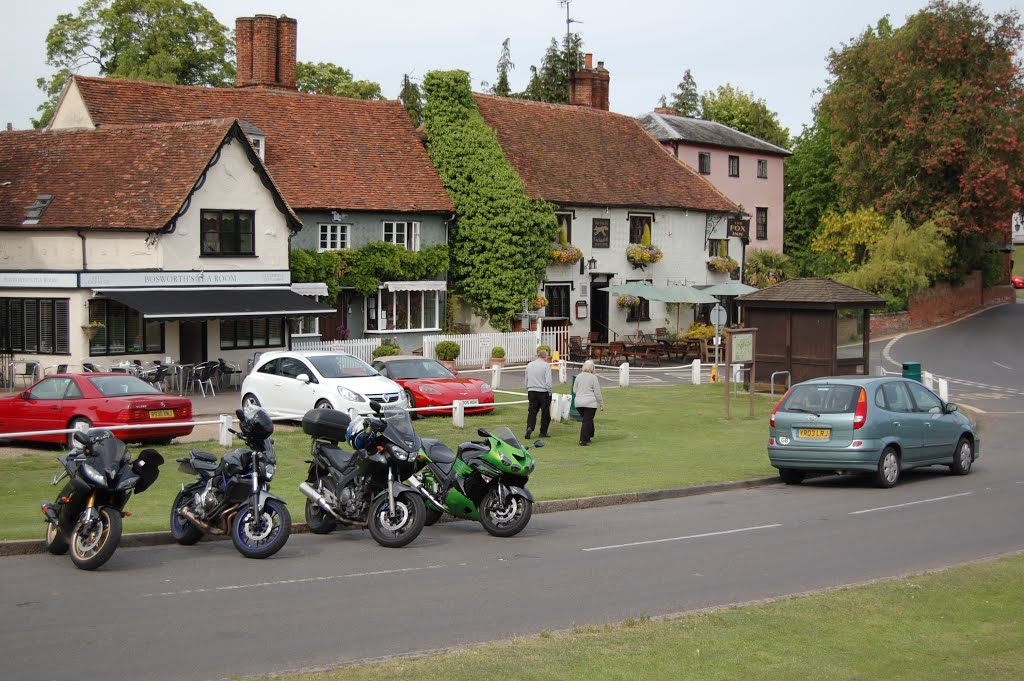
top-left (304, 498), bottom-right (338, 534)
top-left (44, 522), bottom-right (68, 555)
top-left (480, 487), bottom-right (533, 538)
top-left (232, 499), bottom-right (291, 559)
top-left (69, 507), bottom-right (122, 570)
top-left (367, 491), bottom-right (426, 548)
top-left (170, 490), bottom-right (204, 545)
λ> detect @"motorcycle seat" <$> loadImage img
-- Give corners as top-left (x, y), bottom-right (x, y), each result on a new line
top-left (189, 450), bottom-right (218, 463)
top-left (319, 443), bottom-right (356, 472)
top-left (422, 438), bottom-right (456, 465)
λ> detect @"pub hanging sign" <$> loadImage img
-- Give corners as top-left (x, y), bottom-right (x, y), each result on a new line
top-left (727, 218), bottom-right (750, 239)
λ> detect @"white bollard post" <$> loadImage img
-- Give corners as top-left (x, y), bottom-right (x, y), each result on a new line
top-left (491, 363), bottom-right (502, 390)
top-left (218, 414), bottom-right (233, 447)
top-left (550, 394), bottom-right (562, 422)
top-left (619, 362), bottom-right (630, 388)
top-left (692, 359), bottom-right (702, 385)
top-left (452, 400), bottom-right (465, 429)
top-left (559, 361), bottom-right (567, 384)
top-left (938, 377), bottom-right (949, 402)
top-left (923, 371), bottom-right (934, 390)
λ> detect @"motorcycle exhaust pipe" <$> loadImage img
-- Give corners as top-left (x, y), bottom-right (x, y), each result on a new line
top-left (298, 482), bottom-right (343, 521)
top-left (405, 476), bottom-right (445, 511)
top-left (179, 507), bottom-right (226, 535)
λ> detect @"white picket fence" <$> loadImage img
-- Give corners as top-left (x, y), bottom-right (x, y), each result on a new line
top-left (423, 329), bottom-right (568, 368)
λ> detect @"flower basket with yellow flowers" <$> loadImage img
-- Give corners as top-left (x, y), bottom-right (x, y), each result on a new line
top-left (707, 256), bottom-right (740, 273)
top-left (616, 294), bottom-right (640, 309)
top-left (551, 244), bottom-right (583, 265)
top-left (528, 294), bottom-right (549, 311)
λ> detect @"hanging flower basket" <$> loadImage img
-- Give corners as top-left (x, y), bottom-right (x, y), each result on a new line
top-left (528, 294), bottom-right (548, 311)
top-left (616, 294), bottom-right (640, 309)
top-left (550, 244), bottom-right (583, 265)
top-left (707, 256), bottom-right (740, 273)
top-left (625, 244), bottom-right (664, 269)
top-left (82, 322), bottom-right (104, 340)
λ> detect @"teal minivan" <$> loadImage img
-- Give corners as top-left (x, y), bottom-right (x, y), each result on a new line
top-left (768, 376), bottom-right (979, 488)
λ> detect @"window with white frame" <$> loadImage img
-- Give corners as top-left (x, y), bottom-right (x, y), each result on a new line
top-left (367, 288), bottom-right (441, 332)
top-left (383, 221), bottom-right (421, 251)
top-left (250, 136), bottom-right (265, 160)
top-left (318, 223), bottom-right (350, 252)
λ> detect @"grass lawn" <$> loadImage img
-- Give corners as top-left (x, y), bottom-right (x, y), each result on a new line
top-left (0, 383), bottom-right (779, 541)
top-left (251, 552), bottom-right (1024, 681)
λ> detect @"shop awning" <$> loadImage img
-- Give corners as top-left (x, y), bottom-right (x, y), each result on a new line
top-left (383, 280), bottom-right (447, 292)
top-left (96, 288), bottom-right (334, 319)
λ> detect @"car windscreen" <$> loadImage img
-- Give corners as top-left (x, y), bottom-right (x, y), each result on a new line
top-left (88, 375), bottom-right (162, 396)
top-left (309, 354), bottom-right (377, 378)
top-left (386, 360), bottom-right (454, 380)
top-left (781, 384), bottom-right (859, 414)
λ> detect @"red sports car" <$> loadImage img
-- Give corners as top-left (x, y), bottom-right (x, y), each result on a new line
top-left (371, 356), bottom-right (495, 416)
top-left (1012, 274), bottom-right (1023, 289)
top-left (0, 373), bottom-right (193, 446)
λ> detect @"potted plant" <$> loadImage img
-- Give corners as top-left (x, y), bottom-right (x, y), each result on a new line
top-left (372, 338), bottom-right (401, 358)
top-left (435, 340), bottom-right (461, 370)
top-left (550, 226), bottom-right (583, 265)
top-left (82, 321), bottom-right (105, 340)
top-left (707, 256), bottom-right (740, 273)
top-left (625, 223), bottom-right (663, 269)
top-left (616, 294), bottom-right (640, 309)
top-left (489, 345), bottom-right (506, 367)
top-left (529, 294), bottom-right (548, 311)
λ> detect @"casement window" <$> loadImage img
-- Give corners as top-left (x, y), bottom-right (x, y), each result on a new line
top-left (249, 136), bottom-right (265, 160)
top-left (629, 213), bottom-right (654, 245)
top-left (757, 159), bottom-right (768, 179)
top-left (0, 298), bottom-right (70, 354)
top-left (555, 212), bottom-right (573, 243)
top-left (544, 284), bottom-right (571, 318)
top-left (709, 238), bottom-right (729, 258)
top-left (383, 221), bottom-right (421, 251)
top-left (201, 209), bottom-right (255, 256)
top-left (625, 281), bottom-right (651, 323)
top-left (756, 208), bottom-right (768, 240)
top-left (367, 285), bottom-right (443, 332)
top-left (728, 155), bottom-right (740, 177)
top-left (88, 300), bottom-right (163, 355)
top-left (698, 152), bottom-right (711, 174)
top-left (219, 317), bottom-right (285, 349)
top-left (318, 223), bottom-right (350, 252)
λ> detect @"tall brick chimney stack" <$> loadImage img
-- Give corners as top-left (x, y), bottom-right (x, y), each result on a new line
top-left (234, 14), bottom-right (298, 90)
top-left (569, 53), bottom-right (610, 111)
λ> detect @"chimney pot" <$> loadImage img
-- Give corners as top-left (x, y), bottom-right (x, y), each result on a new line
top-left (585, 53), bottom-right (593, 70)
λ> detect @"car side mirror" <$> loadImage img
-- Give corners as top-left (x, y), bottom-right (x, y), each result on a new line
top-left (944, 403), bottom-right (959, 414)
top-left (296, 373), bottom-right (311, 384)
top-left (21, 391), bottom-right (30, 400)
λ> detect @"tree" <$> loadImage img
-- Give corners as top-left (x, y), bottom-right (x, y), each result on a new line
top-left (783, 119), bottom-right (841, 266)
top-left (398, 74), bottom-right (424, 127)
top-left (296, 61), bottom-right (383, 99)
top-left (743, 248), bottom-right (794, 288)
top-left (519, 33), bottom-right (583, 104)
top-left (422, 70), bottom-right (558, 331)
top-left (492, 38), bottom-right (514, 97)
top-left (818, 1), bottom-right (1024, 267)
top-left (700, 84), bottom-right (790, 148)
top-left (36, 0), bottom-right (234, 127)
top-left (666, 68), bottom-right (700, 117)
top-left (812, 207), bottom-right (891, 270)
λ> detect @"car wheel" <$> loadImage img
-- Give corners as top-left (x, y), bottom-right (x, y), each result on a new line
top-left (242, 393), bottom-right (261, 411)
top-left (778, 468), bottom-right (805, 485)
top-left (405, 390), bottom-right (421, 419)
top-left (874, 446), bottom-right (901, 488)
top-left (315, 399), bottom-right (333, 410)
top-left (66, 417), bottom-right (92, 449)
top-left (949, 436), bottom-right (973, 476)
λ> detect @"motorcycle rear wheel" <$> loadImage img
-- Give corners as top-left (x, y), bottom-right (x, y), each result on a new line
top-left (480, 487), bottom-right (532, 538)
top-left (170, 490), bottom-right (204, 545)
top-left (304, 498), bottom-right (338, 534)
top-left (367, 491), bottom-right (425, 548)
top-left (69, 507), bottom-right (122, 570)
top-left (232, 499), bottom-right (291, 559)
top-left (44, 522), bottom-right (68, 555)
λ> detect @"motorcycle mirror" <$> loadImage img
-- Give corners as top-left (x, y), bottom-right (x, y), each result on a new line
top-left (369, 400), bottom-right (383, 415)
top-left (235, 408), bottom-right (246, 421)
top-left (477, 428), bottom-right (489, 438)
top-left (72, 430), bottom-right (90, 447)
top-left (533, 440), bottom-right (545, 448)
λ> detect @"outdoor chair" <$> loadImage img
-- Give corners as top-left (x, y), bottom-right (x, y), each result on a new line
top-left (140, 365), bottom-right (169, 390)
top-left (217, 358), bottom-right (242, 391)
top-left (568, 336), bottom-right (586, 363)
top-left (15, 361), bottom-right (40, 388)
top-left (189, 361), bottom-right (218, 397)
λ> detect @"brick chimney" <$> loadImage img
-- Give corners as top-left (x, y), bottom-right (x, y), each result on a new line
top-left (235, 14), bottom-right (298, 90)
top-left (655, 107), bottom-right (676, 116)
top-left (569, 53), bottom-right (610, 111)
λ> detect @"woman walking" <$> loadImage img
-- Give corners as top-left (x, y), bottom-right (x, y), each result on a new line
top-left (574, 360), bottom-right (604, 446)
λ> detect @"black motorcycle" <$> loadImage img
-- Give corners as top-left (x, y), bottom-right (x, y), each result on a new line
top-left (170, 406), bottom-right (291, 559)
top-left (42, 429), bottom-right (164, 570)
top-left (299, 403), bottom-right (426, 548)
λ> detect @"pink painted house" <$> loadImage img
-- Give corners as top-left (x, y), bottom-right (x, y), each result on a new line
top-left (638, 110), bottom-right (790, 254)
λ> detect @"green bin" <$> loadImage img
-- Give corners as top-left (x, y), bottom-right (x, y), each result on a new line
top-left (569, 374), bottom-right (582, 421)
top-left (901, 361), bottom-right (922, 383)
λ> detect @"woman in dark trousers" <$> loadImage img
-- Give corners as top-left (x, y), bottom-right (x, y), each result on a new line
top-left (573, 359), bottom-right (604, 446)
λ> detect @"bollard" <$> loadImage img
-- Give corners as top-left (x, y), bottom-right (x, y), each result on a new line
top-left (691, 359), bottom-right (701, 385)
top-left (452, 400), bottom-right (465, 429)
top-left (558, 361), bottom-right (566, 384)
top-left (218, 414), bottom-right (233, 447)
top-left (491, 363), bottom-right (502, 390)
top-left (550, 394), bottom-right (563, 422)
top-left (937, 377), bottom-right (949, 401)
top-left (619, 362), bottom-right (629, 388)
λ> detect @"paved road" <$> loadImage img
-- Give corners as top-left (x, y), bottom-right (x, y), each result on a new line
top-left (1, 303), bottom-right (1021, 681)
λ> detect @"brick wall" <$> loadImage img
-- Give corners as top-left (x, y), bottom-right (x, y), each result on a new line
top-left (569, 53), bottom-right (610, 111)
top-left (869, 271), bottom-right (1016, 336)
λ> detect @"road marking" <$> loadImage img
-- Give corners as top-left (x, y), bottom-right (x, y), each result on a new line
top-left (140, 564), bottom-right (446, 597)
top-left (849, 492), bottom-right (972, 515)
top-left (993, 361), bottom-right (1013, 370)
top-left (582, 524), bottom-right (781, 552)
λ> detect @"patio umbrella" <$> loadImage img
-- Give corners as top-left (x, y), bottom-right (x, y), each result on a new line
top-left (702, 281), bottom-right (758, 325)
top-left (651, 285), bottom-right (718, 335)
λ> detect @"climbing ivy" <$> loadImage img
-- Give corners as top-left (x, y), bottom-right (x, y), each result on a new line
top-left (422, 70), bottom-right (558, 331)
top-left (290, 242), bottom-right (449, 300)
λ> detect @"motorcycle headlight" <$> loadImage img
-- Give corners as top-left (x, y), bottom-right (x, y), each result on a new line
top-left (264, 463), bottom-right (276, 480)
top-left (338, 386), bottom-right (366, 402)
top-left (79, 463), bottom-right (106, 487)
top-left (389, 444), bottom-right (409, 461)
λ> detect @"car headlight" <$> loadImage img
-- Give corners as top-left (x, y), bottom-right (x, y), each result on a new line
top-left (79, 463), bottom-right (106, 487)
top-left (337, 386), bottom-right (366, 402)
top-left (479, 383), bottom-right (493, 393)
top-left (420, 386), bottom-right (442, 395)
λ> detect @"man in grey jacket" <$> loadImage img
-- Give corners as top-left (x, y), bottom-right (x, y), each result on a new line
top-left (524, 348), bottom-right (552, 439)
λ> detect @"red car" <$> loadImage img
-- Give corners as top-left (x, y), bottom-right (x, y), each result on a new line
top-left (371, 356), bottom-right (495, 416)
top-left (0, 373), bottom-right (193, 446)
top-left (1012, 274), bottom-right (1023, 289)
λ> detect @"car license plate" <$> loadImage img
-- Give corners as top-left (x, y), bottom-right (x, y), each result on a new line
top-left (462, 399), bottom-right (479, 406)
top-left (798, 428), bottom-right (830, 439)
top-left (149, 409), bottom-right (175, 419)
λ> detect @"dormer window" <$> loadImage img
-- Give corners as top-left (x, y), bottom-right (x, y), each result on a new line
top-left (23, 194), bottom-right (53, 224)
top-left (249, 135), bottom-right (265, 160)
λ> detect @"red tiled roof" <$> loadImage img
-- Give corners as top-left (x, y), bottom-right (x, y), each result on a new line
top-left (71, 76), bottom-right (454, 213)
top-left (473, 94), bottom-right (738, 213)
top-left (0, 119), bottom-right (299, 230)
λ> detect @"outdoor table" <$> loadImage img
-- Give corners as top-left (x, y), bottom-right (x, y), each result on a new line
top-left (587, 342), bottom-right (612, 361)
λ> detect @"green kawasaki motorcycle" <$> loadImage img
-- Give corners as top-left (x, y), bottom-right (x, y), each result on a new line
top-left (409, 426), bottom-right (539, 537)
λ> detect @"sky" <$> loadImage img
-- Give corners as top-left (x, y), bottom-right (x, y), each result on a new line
top-left (2, 0), bottom-right (1021, 138)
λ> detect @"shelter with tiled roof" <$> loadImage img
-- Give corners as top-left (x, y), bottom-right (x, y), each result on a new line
top-left (470, 54), bottom-right (742, 343)
top-left (0, 118), bottom-right (330, 374)
top-left (639, 109), bottom-right (791, 255)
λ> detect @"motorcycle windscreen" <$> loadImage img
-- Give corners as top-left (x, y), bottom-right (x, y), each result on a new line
top-left (382, 410), bottom-right (422, 452)
top-left (90, 434), bottom-right (128, 477)
top-left (488, 426), bottom-right (522, 449)
top-left (131, 448), bottom-right (164, 493)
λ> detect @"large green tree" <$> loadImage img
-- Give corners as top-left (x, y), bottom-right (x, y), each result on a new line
top-left (36, 0), bottom-right (234, 127)
top-left (398, 74), bottom-right (424, 127)
top-left (519, 33), bottom-right (583, 104)
top-left (491, 38), bottom-right (514, 97)
top-left (664, 68), bottom-right (700, 117)
top-left (818, 1), bottom-right (1024, 260)
top-left (296, 61), bottom-right (383, 99)
top-left (700, 84), bottom-right (790, 148)
top-left (422, 70), bottom-right (558, 330)
top-left (783, 119), bottom-right (841, 269)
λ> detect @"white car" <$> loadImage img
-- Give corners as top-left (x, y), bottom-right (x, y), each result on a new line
top-left (241, 350), bottom-right (407, 417)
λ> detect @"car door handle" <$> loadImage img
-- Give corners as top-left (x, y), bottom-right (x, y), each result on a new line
top-left (893, 421), bottom-right (901, 427)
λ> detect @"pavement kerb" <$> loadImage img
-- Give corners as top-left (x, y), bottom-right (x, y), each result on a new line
top-left (0, 476), bottom-right (780, 557)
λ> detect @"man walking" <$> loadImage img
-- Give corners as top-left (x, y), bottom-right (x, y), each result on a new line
top-left (525, 348), bottom-right (552, 439)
